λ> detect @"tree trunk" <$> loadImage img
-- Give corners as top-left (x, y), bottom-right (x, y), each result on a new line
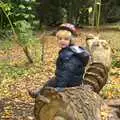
top-left (23, 46), bottom-right (33, 64)
top-left (34, 87), bottom-right (103, 120)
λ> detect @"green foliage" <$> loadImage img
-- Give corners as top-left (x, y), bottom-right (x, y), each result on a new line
top-left (14, 20), bottom-right (42, 64)
top-left (37, 0), bottom-right (120, 26)
top-left (14, 20), bottom-right (34, 46)
top-left (37, 0), bottom-right (94, 26)
top-left (0, 63), bottom-right (29, 79)
top-left (0, 39), bottom-right (13, 50)
top-left (13, 0), bottom-right (36, 24)
top-left (0, 0), bottom-right (38, 30)
top-left (101, 0), bottom-right (120, 23)
top-left (112, 57), bottom-right (120, 68)
top-left (0, 29), bottom-right (13, 41)
top-left (0, 2), bottom-right (11, 12)
top-left (0, 1), bottom-right (41, 64)
top-left (92, 0), bottom-right (101, 30)
top-left (1, 0), bottom-right (120, 29)
top-left (0, 58), bottom-right (42, 84)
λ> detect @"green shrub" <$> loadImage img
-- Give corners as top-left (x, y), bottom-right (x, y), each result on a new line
top-left (0, 40), bottom-right (13, 50)
top-left (0, 63), bottom-right (29, 79)
top-left (112, 59), bottom-right (120, 68)
top-left (112, 54), bottom-right (120, 68)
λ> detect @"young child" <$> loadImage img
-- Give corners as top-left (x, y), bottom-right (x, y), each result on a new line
top-left (29, 23), bottom-right (90, 98)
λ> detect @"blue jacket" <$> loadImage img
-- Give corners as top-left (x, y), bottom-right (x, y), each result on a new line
top-left (55, 45), bottom-right (90, 88)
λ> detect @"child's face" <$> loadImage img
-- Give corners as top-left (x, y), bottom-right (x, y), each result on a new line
top-left (56, 30), bottom-right (72, 48)
top-left (57, 36), bottom-right (70, 48)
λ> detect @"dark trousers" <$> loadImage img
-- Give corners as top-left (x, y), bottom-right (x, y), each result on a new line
top-left (35, 78), bottom-right (57, 94)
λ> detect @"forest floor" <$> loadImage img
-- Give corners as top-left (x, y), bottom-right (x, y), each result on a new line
top-left (0, 28), bottom-right (120, 120)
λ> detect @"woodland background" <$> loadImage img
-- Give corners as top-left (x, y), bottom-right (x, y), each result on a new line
top-left (0, 0), bottom-right (120, 120)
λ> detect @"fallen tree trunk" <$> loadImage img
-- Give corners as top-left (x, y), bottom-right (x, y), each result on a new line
top-left (34, 87), bottom-right (103, 120)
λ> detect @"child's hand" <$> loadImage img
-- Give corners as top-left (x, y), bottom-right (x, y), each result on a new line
top-left (56, 87), bottom-right (64, 92)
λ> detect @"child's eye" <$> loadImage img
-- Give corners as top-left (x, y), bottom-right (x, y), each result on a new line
top-left (58, 37), bottom-right (62, 40)
top-left (65, 38), bottom-right (69, 40)
top-left (57, 37), bottom-right (69, 41)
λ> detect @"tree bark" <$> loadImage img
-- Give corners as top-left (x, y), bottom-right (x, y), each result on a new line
top-left (34, 87), bottom-right (103, 120)
top-left (23, 46), bottom-right (33, 64)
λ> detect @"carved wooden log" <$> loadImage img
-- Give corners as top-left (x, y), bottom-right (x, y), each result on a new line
top-left (34, 87), bottom-right (102, 120)
top-left (33, 34), bottom-right (112, 120)
top-left (84, 62), bottom-right (108, 93)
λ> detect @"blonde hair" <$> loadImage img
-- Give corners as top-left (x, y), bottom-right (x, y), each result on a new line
top-left (56, 30), bottom-right (75, 44)
top-left (56, 30), bottom-right (72, 38)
